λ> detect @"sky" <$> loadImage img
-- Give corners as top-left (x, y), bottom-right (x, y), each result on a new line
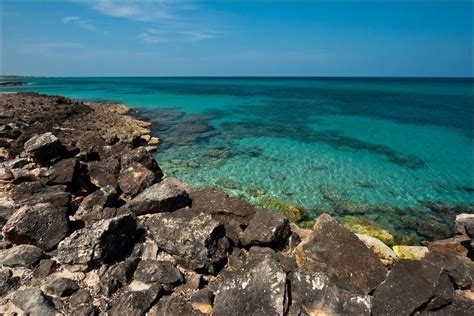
top-left (1, 0), bottom-right (473, 77)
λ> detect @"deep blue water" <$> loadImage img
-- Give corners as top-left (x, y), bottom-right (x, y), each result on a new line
top-left (2, 77), bottom-right (474, 241)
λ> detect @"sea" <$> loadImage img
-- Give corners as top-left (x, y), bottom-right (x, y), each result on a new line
top-left (3, 77), bottom-right (474, 242)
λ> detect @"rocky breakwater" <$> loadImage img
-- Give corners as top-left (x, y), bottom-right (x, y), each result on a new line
top-left (0, 92), bottom-right (473, 315)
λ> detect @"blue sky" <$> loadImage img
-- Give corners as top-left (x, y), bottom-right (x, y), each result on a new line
top-left (1, 0), bottom-right (473, 77)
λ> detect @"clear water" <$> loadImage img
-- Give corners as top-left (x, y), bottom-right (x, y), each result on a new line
top-left (3, 77), bottom-right (474, 241)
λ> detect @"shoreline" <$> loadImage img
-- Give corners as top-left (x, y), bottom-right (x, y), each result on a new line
top-left (0, 92), bottom-right (473, 314)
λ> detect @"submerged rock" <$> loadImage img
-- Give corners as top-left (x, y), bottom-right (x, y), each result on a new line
top-left (128, 177), bottom-right (191, 215)
top-left (295, 214), bottom-right (386, 294)
top-left (254, 195), bottom-right (307, 222)
top-left (2, 203), bottom-right (69, 250)
top-left (341, 215), bottom-right (395, 246)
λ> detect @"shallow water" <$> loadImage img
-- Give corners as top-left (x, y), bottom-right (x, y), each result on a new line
top-left (3, 77), bottom-right (474, 241)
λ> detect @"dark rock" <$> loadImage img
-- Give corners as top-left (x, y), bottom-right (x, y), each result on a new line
top-left (118, 162), bottom-right (156, 197)
top-left (69, 304), bottom-right (97, 316)
top-left (0, 167), bottom-right (13, 180)
top-left (455, 213), bottom-right (474, 237)
top-left (120, 146), bottom-right (164, 180)
top-left (87, 158), bottom-right (120, 189)
top-left (128, 177), bottom-right (191, 215)
top-left (43, 276), bottom-right (79, 297)
top-left (57, 213), bottom-right (137, 270)
top-left (0, 267), bottom-right (19, 296)
top-left (2, 203), bottom-right (69, 250)
top-left (189, 188), bottom-right (257, 243)
top-left (428, 235), bottom-right (471, 257)
top-left (133, 260), bottom-right (183, 291)
top-left (24, 132), bottom-right (66, 164)
top-left (372, 259), bottom-right (454, 315)
top-left (108, 285), bottom-right (162, 316)
top-left (3, 157), bottom-right (29, 169)
top-left (239, 209), bottom-right (291, 248)
top-left (11, 288), bottom-right (59, 315)
top-left (82, 206), bottom-right (130, 227)
top-left (191, 288), bottom-right (215, 314)
top-left (212, 252), bottom-right (287, 316)
top-left (0, 244), bottom-right (43, 268)
top-left (9, 182), bottom-right (71, 209)
top-left (295, 214), bottom-right (386, 294)
top-left (417, 219), bottom-right (451, 240)
top-left (430, 298), bottom-right (474, 316)
top-left (10, 168), bottom-right (36, 183)
top-left (146, 209), bottom-right (228, 273)
top-left (423, 251), bottom-right (472, 289)
top-left (76, 185), bottom-right (118, 218)
top-left (49, 158), bottom-right (78, 184)
top-left (148, 295), bottom-right (194, 316)
top-left (33, 259), bottom-right (58, 279)
top-left (69, 288), bottom-right (92, 307)
top-left (99, 258), bottom-right (139, 295)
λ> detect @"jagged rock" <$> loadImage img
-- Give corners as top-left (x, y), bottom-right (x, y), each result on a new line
top-left (146, 209), bottom-right (228, 273)
top-left (191, 288), bottom-right (214, 314)
top-left (290, 269), bottom-right (371, 315)
top-left (295, 214), bottom-right (386, 294)
top-left (99, 258), bottom-right (139, 295)
top-left (133, 260), bottom-right (183, 291)
top-left (189, 188), bottom-right (257, 243)
top-left (118, 162), bottom-right (156, 197)
top-left (2, 203), bottom-right (69, 250)
top-left (69, 305), bottom-right (97, 316)
top-left (76, 185), bottom-right (118, 218)
top-left (148, 295), bottom-right (194, 316)
top-left (33, 259), bottom-right (58, 279)
top-left (11, 288), bottom-right (59, 315)
top-left (0, 244), bottom-right (43, 268)
top-left (57, 213), bottom-right (137, 270)
top-left (3, 157), bottom-right (29, 169)
top-left (0, 267), bottom-right (19, 296)
top-left (87, 158), bottom-right (120, 189)
top-left (428, 235), bottom-right (471, 257)
top-left (69, 288), bottom-right (92, 307)
top-left (393, 245), bottom-right (429, 260)
top-left (356, 233), bottom-right (397, 267)
top-left (372, 259), bottom-right (454, 314)
top-left (108, 285), bottom-right (162, 316)
top-left (128, 177), bottom-right (191, 215)
top-left (49, 158), bottom-right (78, 184)
top-left (212, 252), bottom-right (287, 316)
top-left (43, 276), bottom-right (79, 297)
top-left (0, 167), bottom-right (13, 181)
top-left (120, 146), bottom-right (164, 180)
top-left (455, 213), bottom-right (474, 237)
top-left (10, 168), bottom-right (36, 183)
top-left (239, 209), bottom-right (291, 248)
top-left (9, 182), bottom-right (71, 209)
top-left (24, 132), bottom-right (66, 163)
top-left (423, 251), bottom-right (472, 289)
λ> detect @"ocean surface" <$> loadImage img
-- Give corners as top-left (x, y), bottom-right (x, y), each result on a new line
top-left (3, 77), bottom-right (474, 242)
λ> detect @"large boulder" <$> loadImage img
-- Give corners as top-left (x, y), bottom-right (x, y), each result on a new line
top-left (23, 132), bottom-right (66, 164)
top-left (120, 146), bottom-right (164, 180)
top-left (128, 177), bottom-right (191, 215)
top-left (146, 209), bottom-right (228, 273)
top-left (239, 210), bottom-right (291, 248)
top-left (0, 244), bottom-right (43, 268)
top-left (11, 288), bottom-right (59, 315)
top-left (57, 213), bottom-right (137, 270)
top-left (108, 285), bottom-right (162, 316)
top-left (211, 252), bottom-right (287, 315)
top-left (2, 203), bottom-right (69, 250)
top-left (422, 251), bottom-right (472, 289)
top-left (75, 185), bottom-right (118, 218)
top-left (118, 162), bottom-right (157, 197)
top-left (43, 276), bottom-right (79, 297)
top-left (87, 158), bottom-right (120, 189)
top-left (48, 158), bottom-right (78, 184)
top-left (8, 182), bottom-right (71, 210)
top-left (295, 214), bottom-right (386, 294)
top-left (372, 259), bottom-right (454, 314)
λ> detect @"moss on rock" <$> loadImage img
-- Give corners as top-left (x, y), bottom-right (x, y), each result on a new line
top-left (340, 216), bottom-right (395, 246)
top-left (255, 195), bottom-right (307, 223)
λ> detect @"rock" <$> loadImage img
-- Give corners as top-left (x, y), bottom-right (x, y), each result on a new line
top-left (49, 158), bottom-right (78, 184)
top-left (99, 258), bottom-right (140, 295)
top-left (254, 195), bottom-right (307, 222)
top-left (372, 259), bottom-right (454, 314)
top-left (128, 177), bottom-right (191, 215)
top-left (69, 305), bottom-right (97, 316)
top-left (148, 295), bottom-right (194, 316)
top-left (341, 215), bottom-right (395, 246)
top-left (87, 158), bottom-right (120, 189)
top-left (393, 245), bottom-right (429, 260)
top-left (10, 168), bottom-right (36, 183)
top-left (0, 244), bottom-right (43, 268)
top-left (43, 276), bottom-right (79, 297)
top-left (11, 288), bottom-right (59, 315)
top-left (295, 214), bottom-right (386, 294)
top-left (239, 209), bottom-right (291, 248)
top-left (3, 157), bottom-right (29, 169)
top-left (24, 132), bottom-right (66, 164)
top-left (423, 251), bottom-right (472, 289)
top-left (0, 167), bottom-right (13, 181)
top-left (2, 203), bottom-right (69, 250)
top-left (69, 288), bottom-right (92, 307)
top-left (76, 185), bottom-right (118, 218)
top-left (428, 235), bottom-right (471, 257)
top-left (0, 267), bottom-right (19, 296)
top-left (290, 269), bottom-right (371, 315)
top-left (356, 233), bottom-right (397, 267)
top-left (189, 188), bottom-right (257, 243)
top-left (146, 209), bottom-right (228, 273)
top-left (33, 259), bottom-right (58, 279)
top-left (417, 219), bottom-right (451, 240)
top-left (57, 213), bottom-right (137, 270)
top-left (120, 146), bottom-right (164, 180)
top-left (212, 252), bottom-right (287, 316)
top-left (9, 182), bottom-right (71, 209)
top-left (133, 260), bottom-right (183, 291)
top-left (455, 213), bottom-right (474, 237)
top-left (108, 285), bottom-right (162, 316)
top-left (118, 162), bottom-right (156, 197)
top-left (191, 289), bottom-right (214, 314)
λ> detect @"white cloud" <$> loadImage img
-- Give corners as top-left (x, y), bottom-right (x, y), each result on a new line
top-left (88, 0), bottom-right (175, 22)
top-left (137, 28), bottom-right (219, 44)
top-left (62, 16), bottom-right (96, 31)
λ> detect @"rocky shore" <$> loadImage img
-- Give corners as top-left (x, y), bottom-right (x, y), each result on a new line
top-left (0, 92), bottom-right (473, 315)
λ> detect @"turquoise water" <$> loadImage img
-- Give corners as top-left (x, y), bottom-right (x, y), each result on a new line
top-left (3, 77), bottom-right (474, 241)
